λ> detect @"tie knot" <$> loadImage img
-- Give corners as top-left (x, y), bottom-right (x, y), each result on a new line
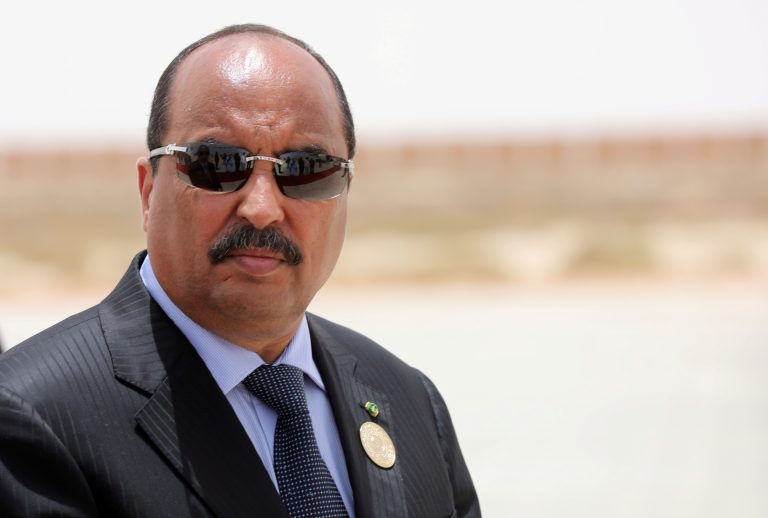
top-left (242, 364), bottom-right (308, 417)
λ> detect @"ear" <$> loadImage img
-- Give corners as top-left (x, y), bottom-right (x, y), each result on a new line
top-left (137, 157), bottom-right (154, 233)
top-left (345, 166), bottom-right (353, 193)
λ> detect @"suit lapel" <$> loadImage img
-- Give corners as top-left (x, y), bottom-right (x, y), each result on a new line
top-left (309, 315), bottom-right (408, 518)
top-left (99, 253), bottom-right (288, 518)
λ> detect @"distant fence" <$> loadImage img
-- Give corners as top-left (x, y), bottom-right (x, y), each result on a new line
top-left (351, 133), bottom-right (768, 214)
top-left (2, 134), bottom-right (767, 212)
top-left (2, 133), bottom-right (768, 285)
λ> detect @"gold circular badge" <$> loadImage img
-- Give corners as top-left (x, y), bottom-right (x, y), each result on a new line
top-left (359, 421), bottom-right (396, 469)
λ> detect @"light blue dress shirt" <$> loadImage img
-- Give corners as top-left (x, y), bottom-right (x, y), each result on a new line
top-left (140, 256), bottom-right (355, 515)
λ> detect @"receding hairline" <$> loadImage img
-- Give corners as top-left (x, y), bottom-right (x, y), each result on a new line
top-left (146, 23), bottom-right (356, 166)
top-left (175, 30), bottom-right (321, 73)
top-left (165, 33), bottom-right (347, 157)
top-left (170, 31), bottom-right (340, 102)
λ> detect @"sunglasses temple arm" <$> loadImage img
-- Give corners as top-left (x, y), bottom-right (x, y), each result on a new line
top-left (149, 144), bottom-right (188, 158)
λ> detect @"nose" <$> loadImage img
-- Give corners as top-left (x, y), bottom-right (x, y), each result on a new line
top-left (235, 167), bottom-right (286, 229)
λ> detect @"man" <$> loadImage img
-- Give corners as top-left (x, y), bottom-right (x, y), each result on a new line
top-left (0, 24), bottom-right (479, 517)
top-left (185, 143), bottom-right (222, 190)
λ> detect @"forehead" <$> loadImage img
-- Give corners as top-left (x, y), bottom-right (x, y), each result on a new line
top-left (166, 34), bottom-right (344, 148)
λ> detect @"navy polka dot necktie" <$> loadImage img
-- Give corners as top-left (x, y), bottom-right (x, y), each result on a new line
top-left (243, 364), bottom-right (349, 518)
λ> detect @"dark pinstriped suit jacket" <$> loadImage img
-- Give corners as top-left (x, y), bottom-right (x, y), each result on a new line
top-left (0, 253), bottom-right (480, 517)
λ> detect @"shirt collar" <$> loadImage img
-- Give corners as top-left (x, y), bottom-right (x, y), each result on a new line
top-left (139, 254), bottom-right (325, 395)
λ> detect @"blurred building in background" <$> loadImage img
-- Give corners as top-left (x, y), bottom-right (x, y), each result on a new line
top-left (2, 132), bottom-right (767, 294)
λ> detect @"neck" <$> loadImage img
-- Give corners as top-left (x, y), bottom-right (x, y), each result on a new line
top-left (190, 310), bottom-right (304, 364)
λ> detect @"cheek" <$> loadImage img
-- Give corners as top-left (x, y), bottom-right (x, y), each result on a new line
top-left (308, 201), bottom-right (348, 265)
top-left (149, 185), bottom-right (230, 255)
top-left (331, 203), bottom-right (348, 248)
top-left (183, 197), bottom-right (235, 251)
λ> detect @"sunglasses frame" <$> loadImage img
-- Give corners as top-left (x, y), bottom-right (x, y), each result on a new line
top-left (149, 142), bottom-right (354, 200)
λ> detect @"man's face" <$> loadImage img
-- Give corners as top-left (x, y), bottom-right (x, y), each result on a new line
top-left (138, 34), bottom-right (349, 347)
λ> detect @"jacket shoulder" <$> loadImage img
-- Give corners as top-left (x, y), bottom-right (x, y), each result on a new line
top-left (306, 312), bottom-right (417, 374)
top-left (0, 305), bottom-right (107, 398)
top-left (11, 305), bottom-right (101, 348)
top-left (306, 313), bottom-right (482, 516)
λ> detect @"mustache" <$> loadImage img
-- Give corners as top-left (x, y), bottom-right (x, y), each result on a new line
top-left (208, 224), bottom-right (303, 266)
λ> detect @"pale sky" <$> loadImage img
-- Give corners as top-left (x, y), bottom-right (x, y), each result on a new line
top-left (2, 0), bottom-right (767, 147)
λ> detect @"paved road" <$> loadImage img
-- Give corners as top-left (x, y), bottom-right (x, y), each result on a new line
top-left (3, 281), bottom-right (767, 517)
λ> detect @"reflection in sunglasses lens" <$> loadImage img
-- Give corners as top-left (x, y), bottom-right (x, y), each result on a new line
top-left (172, 143), bottom-right (350, 200)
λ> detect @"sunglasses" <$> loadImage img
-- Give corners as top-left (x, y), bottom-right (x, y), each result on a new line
top-left (149, 142), bottom-right (354, 200)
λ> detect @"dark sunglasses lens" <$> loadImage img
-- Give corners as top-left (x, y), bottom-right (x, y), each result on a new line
top-left (275, 152), bottom-right (350, 200)
top-left (173, 143), bottom-right (252, 192)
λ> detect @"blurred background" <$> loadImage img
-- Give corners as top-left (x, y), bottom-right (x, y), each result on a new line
top-left (1, 1), bottom-right (767, 516)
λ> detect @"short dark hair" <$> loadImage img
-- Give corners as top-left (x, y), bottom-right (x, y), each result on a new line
top-left (146, 24), bottom-right (356, 171)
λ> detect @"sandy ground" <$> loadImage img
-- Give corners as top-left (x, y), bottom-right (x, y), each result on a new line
top-left (2, 280), bottom-right (767, 517)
